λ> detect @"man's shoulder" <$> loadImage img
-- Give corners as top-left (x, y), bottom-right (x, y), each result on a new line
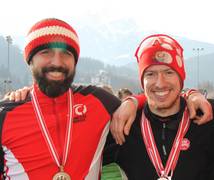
top-left (190, 115), bottom-right (214, 136)
top-left (72, 84), bottom-right (96, 94)
top-left (72, 84), bottom-right (108, 95)
top-left (72, 84), bottom-right (118, 101)
top-left (208, 99), bottom-right (214, 111)
top-left (72, 84), bottom-right (121, 114)
top-left (0, 99), bottom-right (30, 113)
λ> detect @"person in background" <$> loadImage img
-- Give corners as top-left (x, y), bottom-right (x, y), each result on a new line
top-left (97, 84), bottom-right (115, 95)
top-left (103, 34), bottom-right (214, 180)
top-left (117, 88), bottom-right (133, 101)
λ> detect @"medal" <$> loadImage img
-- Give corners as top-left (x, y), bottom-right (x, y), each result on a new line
top-left (158, 177), bottom-right (169, 180)
top-left (141, 107), bottom-right (190, 179)
top-left (53, 172), bottom-right (70, 180)
top-left (53, 166), bottom-right (71, 180)
top-left (31, 85), bottom-right (73, 179)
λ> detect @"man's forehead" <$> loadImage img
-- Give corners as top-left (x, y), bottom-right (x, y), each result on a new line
top-left (38, 47), bottom-right (69, 51)
top-left (145, 64), bottom-right (174, 72)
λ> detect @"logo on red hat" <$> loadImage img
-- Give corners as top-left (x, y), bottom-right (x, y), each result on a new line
top-left (155, 51), bottom-right (173, 64)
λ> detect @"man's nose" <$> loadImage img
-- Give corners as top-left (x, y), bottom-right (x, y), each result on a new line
top-left (51, 52), bottom-right (63, 66)
top-left (155, 73), bottom-right (166, 88)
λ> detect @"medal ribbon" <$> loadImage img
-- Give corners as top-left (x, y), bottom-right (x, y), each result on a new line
top-left (31, 87), bottom-right (73, 168)
top-left (141, 107), bottom-right (190, 178)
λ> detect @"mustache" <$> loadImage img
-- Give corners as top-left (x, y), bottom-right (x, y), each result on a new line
top-left (42, 66), bottom-right (69, 75)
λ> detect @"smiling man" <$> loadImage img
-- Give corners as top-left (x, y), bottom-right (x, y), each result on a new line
top-left (30, 48), bottom-right (76, 97)
top-left (103, 34), bottom-right (214, 180)
top-left (0, 18), bottom-right (125, 180)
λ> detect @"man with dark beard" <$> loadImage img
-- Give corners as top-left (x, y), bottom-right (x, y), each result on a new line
top-left (32, 57), bottom-right (76, 97)
top-left (0, 18), bottom-right (126, 180)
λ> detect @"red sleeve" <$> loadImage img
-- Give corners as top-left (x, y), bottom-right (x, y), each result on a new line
top-left (132, 94), bottom-right (147, 109)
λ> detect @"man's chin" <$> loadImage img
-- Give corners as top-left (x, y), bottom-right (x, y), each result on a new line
top-left (40, 84), bottom-right (69, 97)
top-left (46, 79), bottom-right (64, 85)
top-left (33, 68), bottom-right (75, 97)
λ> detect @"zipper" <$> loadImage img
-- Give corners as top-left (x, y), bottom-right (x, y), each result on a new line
top-left (53, 98), bottom-right (63, 161)
top-left (162, 123), bottom-right (167, 160)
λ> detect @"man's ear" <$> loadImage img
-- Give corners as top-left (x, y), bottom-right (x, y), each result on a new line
top-left (29, 59), bottom-right (34, 66)
top-left (28, 60), bottom-right (34, 72)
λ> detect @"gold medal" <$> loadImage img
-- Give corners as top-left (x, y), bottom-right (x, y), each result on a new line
top-left (53, 171), bottom-right (71, 180)
top-left (53, 166), bottom-right (71, 180)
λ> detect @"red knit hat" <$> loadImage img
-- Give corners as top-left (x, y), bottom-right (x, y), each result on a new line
top-left (24, 18), bottom-right (80, 64)
top-left (135, 34), bottom-right (185, 88)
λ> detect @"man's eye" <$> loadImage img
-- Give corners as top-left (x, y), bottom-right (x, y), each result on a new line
top-left (144, 72), bottom-right (154, 77)
top-left (166, 70), bottom-right (174, 75)
top-left (63, 50), bottom-right (72, 56)
top-left (40, 49), bottom-right (50, 54)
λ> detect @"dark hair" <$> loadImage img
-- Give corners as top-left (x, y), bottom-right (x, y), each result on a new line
top-left (117, 88), bottom-right (133, 100)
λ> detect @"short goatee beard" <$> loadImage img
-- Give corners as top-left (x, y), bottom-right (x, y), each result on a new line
top-left (33, 66), bottom-right (75, 97)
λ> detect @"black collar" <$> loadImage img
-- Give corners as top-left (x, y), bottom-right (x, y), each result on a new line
top-left (144, 97), bottom-right (186, 130)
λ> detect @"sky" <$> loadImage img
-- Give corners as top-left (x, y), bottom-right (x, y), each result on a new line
top-left (1, 0), bottom-right (214, 46)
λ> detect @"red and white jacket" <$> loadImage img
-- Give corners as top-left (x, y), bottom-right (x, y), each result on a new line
top-left (0, 85), bottom-right (120, 180)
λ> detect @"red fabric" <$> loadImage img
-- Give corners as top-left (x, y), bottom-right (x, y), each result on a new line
top-left (24, 18), bottom-right (80, 63)
top-left (1, 86), bottom-right (118, 179)
top-left (28, 18), bottom-right (78, 36)
top-left (132, 94), bottom-right (147, 109)
top-left (135, 34), bottom-right (185, 88)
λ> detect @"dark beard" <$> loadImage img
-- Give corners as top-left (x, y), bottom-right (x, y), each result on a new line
top-left (33, 66), bottom-right (75, 97)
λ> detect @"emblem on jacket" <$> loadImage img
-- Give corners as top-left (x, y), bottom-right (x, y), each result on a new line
top-left (73, 104), bottom-right (87, 122)
top-left (180, 138), bottom-right (190, 150)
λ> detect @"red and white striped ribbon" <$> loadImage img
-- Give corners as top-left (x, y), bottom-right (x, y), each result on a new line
top-left (31, 86), bottom-right (73, 168)
top-left (141, 107), bottom-right (190, 178)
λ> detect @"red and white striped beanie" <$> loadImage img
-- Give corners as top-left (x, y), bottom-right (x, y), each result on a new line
top-left (135, 34), bottom-right (186, 88)
top-left (24, 18), bottom-right (80, 64)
